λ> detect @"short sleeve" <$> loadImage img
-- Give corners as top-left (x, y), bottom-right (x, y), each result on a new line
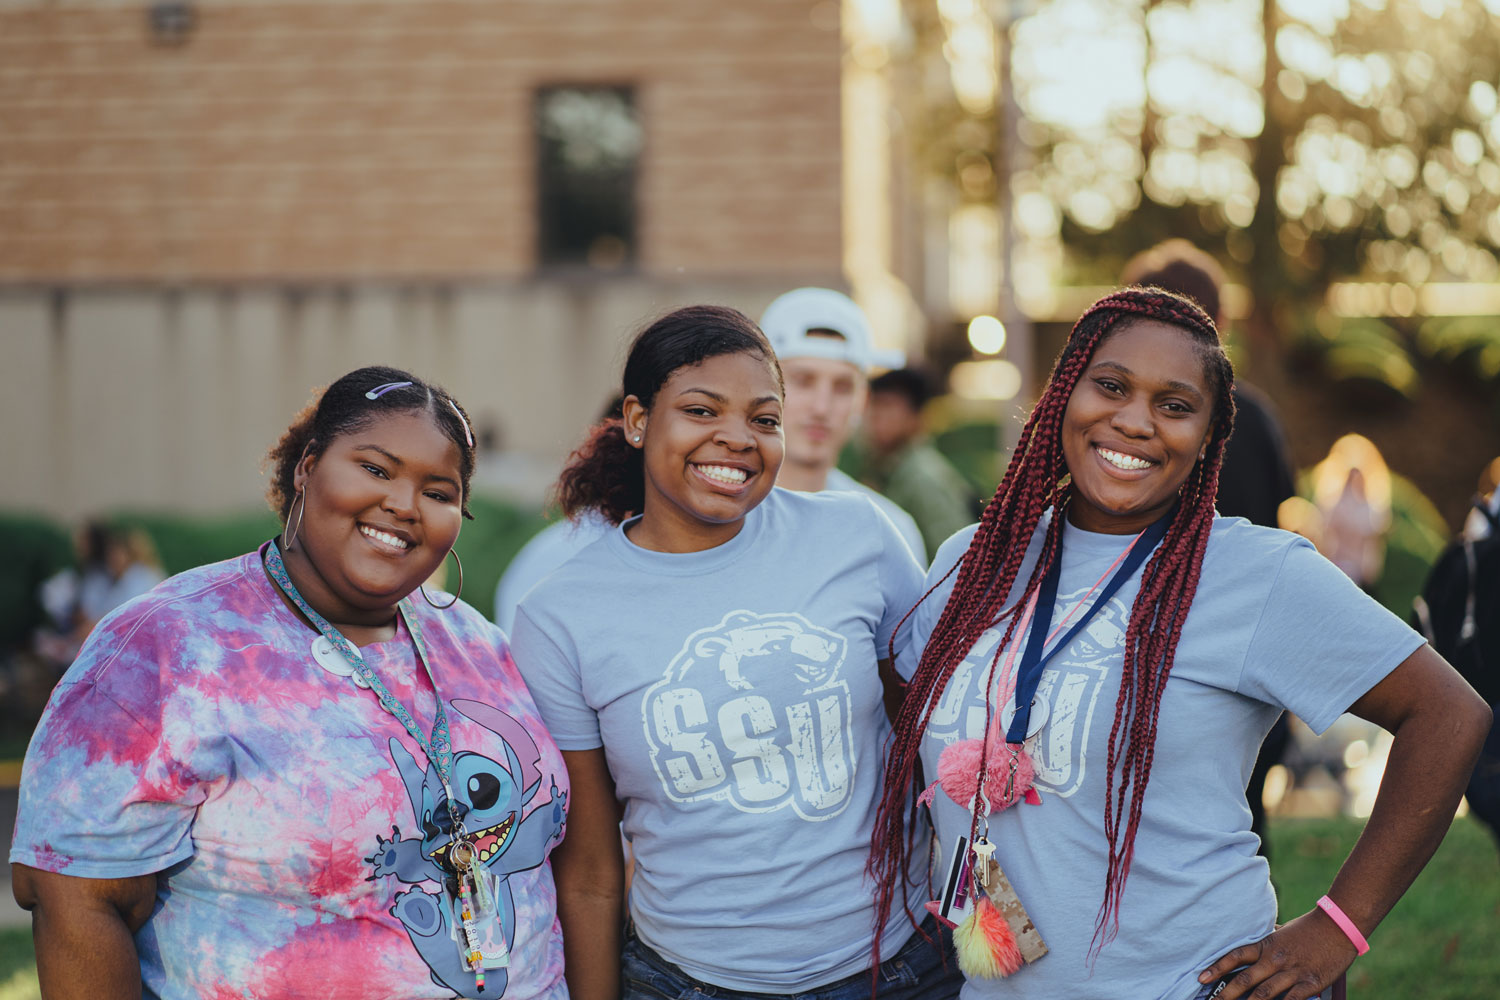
top-left (11, 649), bottom-right (202, 878)
top-left (869, 499), bottom-right (927, 662)
top-left (1237, 538), bottom-right (1426, 734)
top-left (510, 604), bottom-right (603, 750)
top-left (894, 525), bottom-right (977, 681)
top-left (881, 500), bottom-right (928, 566)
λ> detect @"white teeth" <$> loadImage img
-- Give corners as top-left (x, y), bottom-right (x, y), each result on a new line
top-left (697, 464), bottom-right (748, 485)
top-left (360, 525), bottom-right (409, 550)
top-left (1097, 447), bottom-right (1154, 471)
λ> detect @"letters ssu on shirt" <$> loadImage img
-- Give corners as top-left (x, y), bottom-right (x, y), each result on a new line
top-left (925, 587), bottom-right (1133, 799)
top-left (642, 610), bottom-right (858, 821)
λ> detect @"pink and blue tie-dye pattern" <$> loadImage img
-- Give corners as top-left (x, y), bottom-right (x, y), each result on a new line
top-left (11, 545), bottom-right (569, 1000)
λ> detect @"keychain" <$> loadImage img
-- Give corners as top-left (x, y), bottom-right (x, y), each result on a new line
top-left (449, 838), bottom-right (489, 992)
top-left (972, 836), bottom-right (996, 889)
top-left (951, 817), bottom-right (1046, 980)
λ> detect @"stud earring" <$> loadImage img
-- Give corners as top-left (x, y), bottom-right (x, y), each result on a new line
top-left (633, 435), bottom-right (642, 443)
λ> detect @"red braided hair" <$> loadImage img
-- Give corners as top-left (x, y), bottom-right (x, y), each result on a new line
top-left (868, 286), bottom-right (1236, 966)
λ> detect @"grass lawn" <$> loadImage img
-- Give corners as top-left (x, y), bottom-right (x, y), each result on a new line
top-left (1269, 813), bottom-right (1500, 998)
top-left (0, 926), bottom-right (34, 1000)
top-left (0, 815), bottom-right (1494, 997)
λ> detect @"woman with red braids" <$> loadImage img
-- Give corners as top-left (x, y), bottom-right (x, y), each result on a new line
top-left (870, 287), bottom-right (1490, 1000)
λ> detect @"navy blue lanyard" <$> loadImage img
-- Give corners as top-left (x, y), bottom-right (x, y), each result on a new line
top-left (1005, 510), bottom-right (1174, 744)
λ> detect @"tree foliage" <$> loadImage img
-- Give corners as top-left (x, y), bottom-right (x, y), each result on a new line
top-left (904, 0), bottom-right (1500, 365)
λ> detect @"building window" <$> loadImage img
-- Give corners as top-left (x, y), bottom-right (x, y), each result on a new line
top-left (535, 86), bottom-right (641, 270)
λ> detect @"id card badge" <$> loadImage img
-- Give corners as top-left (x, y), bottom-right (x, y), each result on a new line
top-left (446, 877), bottom-right (511, 971)
top-left (938, 834), bottom-right (976, 926)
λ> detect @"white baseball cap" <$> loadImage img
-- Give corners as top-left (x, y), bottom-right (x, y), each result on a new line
top-left (759, 287), bottom-right (905, 374)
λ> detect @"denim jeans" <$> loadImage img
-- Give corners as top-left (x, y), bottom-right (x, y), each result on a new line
top-left (621, 916), bottom-right (964, 1000)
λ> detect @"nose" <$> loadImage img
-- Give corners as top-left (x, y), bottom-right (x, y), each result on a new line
top-left (805, 383), bottom-right (833, 418)
top-left (381, 481), bottom-right (420, 520)
top-left (1110, 395), bottom-right (1155, 438)
top-left (713, 417), bottom-right (756, 451)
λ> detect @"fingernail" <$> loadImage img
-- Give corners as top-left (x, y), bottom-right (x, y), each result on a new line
top-left (1198, 972), bottom-right (1212, 983)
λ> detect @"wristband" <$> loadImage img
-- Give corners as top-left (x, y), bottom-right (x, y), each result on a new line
top-left (1317, 894), bottom-right (1370, 956)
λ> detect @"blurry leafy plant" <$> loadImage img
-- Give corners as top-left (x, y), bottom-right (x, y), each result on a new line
top-left (900, 0), bottom-right (1500, 359)
top-left (1416, 316), bottom-right (1500, 381)
top-left (1304, 315), bottom-right (1423, 398)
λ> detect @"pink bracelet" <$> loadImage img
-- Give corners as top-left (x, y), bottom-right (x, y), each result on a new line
top-left (1317, 895), bottom-right (1371, 956)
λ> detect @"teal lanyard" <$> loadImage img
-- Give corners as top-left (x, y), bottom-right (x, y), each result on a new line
top-left (264, 540), bottom-right (458, 805)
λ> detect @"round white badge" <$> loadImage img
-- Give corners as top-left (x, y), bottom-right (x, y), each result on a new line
top-left (311, 636), bottom-right (370, 688)
top-left (998, 695), bottom-right (1049, 740)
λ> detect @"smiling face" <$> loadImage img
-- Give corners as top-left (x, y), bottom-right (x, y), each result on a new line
top-left (1061, 319), bottom-right (1218, 535)
top-left (284, 409), bottom-right (464, 624)
top-left (623, 350), bottom-right (785, 552)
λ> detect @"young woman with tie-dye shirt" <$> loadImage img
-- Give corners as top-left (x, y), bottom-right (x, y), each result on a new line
top-left (11, 367), bottom-right (569, 1000)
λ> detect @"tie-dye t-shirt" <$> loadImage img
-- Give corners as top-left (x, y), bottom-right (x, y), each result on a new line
top-left (11, 545), bottom-right (569, 1000)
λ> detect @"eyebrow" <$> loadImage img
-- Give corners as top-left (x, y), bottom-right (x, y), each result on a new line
top-left (352, 444), bottom-right (462, 489)
top-left (1089, 360), bottom-right (1206, 402)
top-left (677, 388), bottom-right (782, 408)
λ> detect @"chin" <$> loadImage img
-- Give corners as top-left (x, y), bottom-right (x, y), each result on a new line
top-left (346, 569), bottom-right (426, 605)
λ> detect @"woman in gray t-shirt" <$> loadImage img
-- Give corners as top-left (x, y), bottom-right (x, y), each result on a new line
top-left (872, 287), bottom-right (1490, 1000)
top-left (512, 305), bottom-right (963, 1000)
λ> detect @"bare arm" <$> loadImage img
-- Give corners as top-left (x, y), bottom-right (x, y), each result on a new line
top-left (13, 864), bottom-right (157, 1000)
top-left (877, 657), bottom-right (906, 725)
top-left (552, 748), bottom-right (626, 1000)
top-left (1204, 644), bottom-right (1492, 1000)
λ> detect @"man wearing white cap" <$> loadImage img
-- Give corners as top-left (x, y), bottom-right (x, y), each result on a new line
top-left (760, 287), bottom-right (928, 561)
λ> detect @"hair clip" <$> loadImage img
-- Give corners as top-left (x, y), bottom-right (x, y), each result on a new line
top-left (448, 399), bottom-right (475, 448)
top-left (365, 381), bottom-right (414, 400)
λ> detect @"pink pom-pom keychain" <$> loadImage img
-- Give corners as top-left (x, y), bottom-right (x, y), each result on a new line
top-left (936, 737), bottom-right (1037, 812)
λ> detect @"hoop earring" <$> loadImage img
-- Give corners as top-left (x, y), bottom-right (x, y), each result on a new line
top-left (422, 548), bottom-right (463, 610)
top-left (282, 490), bottom-right (306, 550)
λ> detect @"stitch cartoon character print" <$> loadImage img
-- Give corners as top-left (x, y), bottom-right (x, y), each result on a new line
top-left (368, 699), bottom-right (567, 998)
top-left (642, 610), bottom-right (856, 820)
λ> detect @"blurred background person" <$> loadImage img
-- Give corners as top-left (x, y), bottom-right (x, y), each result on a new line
top-left (759, 287), bottom-right (926, 560)
top-left (33, 522), bottom-right (165, 671)
top-left (33, 522), bottom-right (113, 670)
top-left (1415, 456), bottom-right (1500, 849)
top-left (1311, 434), bottom-right (1393, 594)
top-left (859, 367), bottom-right (977, 559)
top-left (1463, 457), bottom-right (1500, 541)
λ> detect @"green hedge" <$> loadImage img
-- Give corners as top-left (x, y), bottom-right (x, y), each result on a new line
top-left (0, 495), bottom-right (550, 656)
top-left (0, 513), bottom-right (75, 651)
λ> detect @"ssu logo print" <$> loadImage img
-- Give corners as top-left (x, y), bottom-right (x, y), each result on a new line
top-left (642, 610), bottom-right (856, 821)
top-left (924, 588), bottom-right (1132, 798)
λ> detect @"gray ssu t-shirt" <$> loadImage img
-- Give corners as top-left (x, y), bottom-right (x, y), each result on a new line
top-left (512, 488), bottom-right (927, 992)
top-left (902, 512), bottom-right (1424, 1000)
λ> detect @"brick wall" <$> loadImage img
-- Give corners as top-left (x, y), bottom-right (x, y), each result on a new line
top-left (0, 0), bottom-right (843, 283)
